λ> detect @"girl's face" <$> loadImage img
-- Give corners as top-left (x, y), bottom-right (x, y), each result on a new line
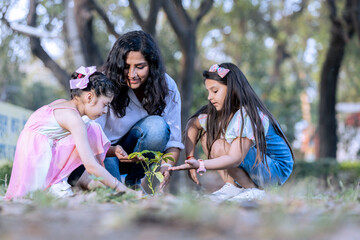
top-left (86, 94), bottom-right (113, 120)
top-left (123, 51), bottom-right (149, 90)
top-left (205, 78), bottom-right (228, 111)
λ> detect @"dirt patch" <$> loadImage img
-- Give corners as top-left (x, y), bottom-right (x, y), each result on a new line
top-left (1, 187), bottom-right (360, 240)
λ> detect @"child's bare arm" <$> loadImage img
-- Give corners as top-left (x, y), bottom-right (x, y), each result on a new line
top-left (54, 109), bottom-right (132, 192)
top-left (183, 117), bottom-right (202, 184)
top-left (170, 137), bottom-right (252, 171)
top-left (184, 117), bottom-right (202, 158)
top-left (203, 137), bottom-right (252, 170)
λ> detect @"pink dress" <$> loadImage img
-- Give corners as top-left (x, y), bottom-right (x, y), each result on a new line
top-left (5, 100), bottom-right (110, 200)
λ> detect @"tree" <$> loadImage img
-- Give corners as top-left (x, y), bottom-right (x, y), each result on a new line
top-left (318, 0), bottom-right (360, 159)
top-left (162, 0), bottom-right (214, 127)
top-left (3, 0), bottom-right (122, 89)
top-left (27, 0), bottom-right (70, 88)
top-left (128, 0), bottom-right (163, 37)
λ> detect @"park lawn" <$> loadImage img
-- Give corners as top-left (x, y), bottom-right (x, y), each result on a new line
top-left (1, 169), bottom-right (359, 240)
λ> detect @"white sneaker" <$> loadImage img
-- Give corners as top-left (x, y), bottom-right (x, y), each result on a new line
top-left (207, 183), bottom-right (245, 203)
top-left (227, 188), bottom-right (266, 202)
top-left (49, 179), bottom-right (74, 198)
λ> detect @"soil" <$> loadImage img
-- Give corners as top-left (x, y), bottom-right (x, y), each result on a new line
top-left (1, 172), bottom-right (360, 240)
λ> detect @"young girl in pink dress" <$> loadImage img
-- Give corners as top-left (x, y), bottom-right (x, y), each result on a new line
top-left (5, 66), bottom-right (136, 200)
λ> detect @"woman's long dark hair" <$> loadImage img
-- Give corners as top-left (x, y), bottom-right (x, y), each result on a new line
top-left (193, 63), bottom-right (294, 167)
top-left (101, 30), bottom-right (168, 117)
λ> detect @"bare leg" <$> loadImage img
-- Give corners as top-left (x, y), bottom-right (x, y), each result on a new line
top-left (200, 136), bottom-right (235, 184)
top-left (227, 168), bottom-right (257, 188)
top-left (216, 169), bottom-right (235, 185)
top-left (201, 136), bottom-right (256, 189)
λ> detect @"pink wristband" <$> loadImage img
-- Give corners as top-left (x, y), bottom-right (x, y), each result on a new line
top-left (196, 159), bottom-right (206, 176)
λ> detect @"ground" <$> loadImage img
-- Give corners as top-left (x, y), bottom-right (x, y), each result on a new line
top-left (1, 173), bottom-right (360, 240)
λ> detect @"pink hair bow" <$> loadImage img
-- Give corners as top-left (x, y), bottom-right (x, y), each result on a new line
top-left (69, 66), bottom-right (97, 89)
top-left (209, 64), bottom-right (230, 78)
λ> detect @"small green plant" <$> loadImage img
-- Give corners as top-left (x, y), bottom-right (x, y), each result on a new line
top-left (128, 150), bottom-right (175, 195)
top-left (0, 160), bottom-right (13, 194)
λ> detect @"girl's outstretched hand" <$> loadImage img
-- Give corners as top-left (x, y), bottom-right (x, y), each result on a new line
top-left (188, 169), bottom-right (200, 185)
top-left (168, 159), bottom-right (200, 171)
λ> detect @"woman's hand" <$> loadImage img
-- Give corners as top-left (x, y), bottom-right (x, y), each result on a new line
top-left (114, 145), bottom-right (128, 160)
top-left (114, 145), bottom-right (144, 163)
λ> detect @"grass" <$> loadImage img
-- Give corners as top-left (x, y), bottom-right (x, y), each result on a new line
top-left (1, 160), bottom-right (360, 239)
top-left (1, 175), bottom-right (359, 239)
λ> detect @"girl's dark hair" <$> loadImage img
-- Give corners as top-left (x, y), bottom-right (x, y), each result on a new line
top-left (193, 62), bottom-right (294, 167)
top-left (70, 72), bottom-right (115, 99)
top-left (101, 30), bottom-right (168, 117)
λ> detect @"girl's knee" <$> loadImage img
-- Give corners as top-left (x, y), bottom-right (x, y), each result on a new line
top-left (209, 139), bottom-right (230, 158)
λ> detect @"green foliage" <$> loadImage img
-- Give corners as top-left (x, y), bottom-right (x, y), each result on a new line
top-left (2, 0), bottom-right (360, 162)
top-left (0, 160), bottom-right (12, 184)
top-left (94, 186), bottom-right (140, 203)
top-left (30, 190), bottom-right (58, 207)
top-left (290, 160), bottom-right (360, 187)
top-left (0, 161), bottom-right (12, 195)
top-left (4, 81), bottom-right (67, 111)
top-left (128, 150), bottom-right (175, 195)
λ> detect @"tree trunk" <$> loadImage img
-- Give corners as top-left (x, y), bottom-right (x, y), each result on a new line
top-left (74, 0), bottom-right (103, 67)
top-left (65, 0), bottom-right (86, 67)
top-left (318, 0), bottom-right (355, 159)
top-left (179, 31), bottom-right (196, 129)
top-left (162, 0), bottom-right (213, 193)
top-left (162, 0), bottom-right (213, 129)
top-left (318, 27), bottom-right (344, 159)
top-left (27, 0), bottom-right (70, 89)
top-left (128, 0), bottom-right (162, 37)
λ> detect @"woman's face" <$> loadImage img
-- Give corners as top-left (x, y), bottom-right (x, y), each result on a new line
top-left (205, 78), bottom-right (228, 111)
top-left (123, 51), bottom-right (149, 90)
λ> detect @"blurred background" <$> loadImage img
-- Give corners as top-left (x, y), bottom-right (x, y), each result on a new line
top-left (0, 0), bottom-right (359, 174)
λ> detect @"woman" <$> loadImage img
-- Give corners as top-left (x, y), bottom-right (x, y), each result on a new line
top-left (96, 31), bottom-right (183, 191)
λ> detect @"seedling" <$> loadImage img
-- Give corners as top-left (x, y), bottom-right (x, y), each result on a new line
top-left (128, 150), bottom-right (175, 195)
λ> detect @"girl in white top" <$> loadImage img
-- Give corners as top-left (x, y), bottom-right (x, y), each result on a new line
top-left (96, 31), bottom-right (184, 191)
top-left (170, 63), bottom-right (294, 202)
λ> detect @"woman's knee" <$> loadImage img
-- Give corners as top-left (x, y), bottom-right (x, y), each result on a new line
top-left (133, 116), bottom-right (170, 151)
top-left (137, 116), bottom-right (170, 139)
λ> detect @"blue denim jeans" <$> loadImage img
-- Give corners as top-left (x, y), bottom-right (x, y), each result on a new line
top-left (104, 116), bottom-right (170, 186)
top-left (239, 124), bottom-right (294, 188)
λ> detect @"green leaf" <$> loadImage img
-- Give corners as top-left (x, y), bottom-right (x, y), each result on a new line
top-left (155, 172), bottom-right (164, 183)
top-left (164, 156), bottom-right (175, 162)
top-left (129, 152), bottom-right (141, 159)
top-left (152, 164), bottom-right (159, 172)
top-left (162, 153), bottom-right (172, 157)
top-left (141, 150), bottom-right (151, 154)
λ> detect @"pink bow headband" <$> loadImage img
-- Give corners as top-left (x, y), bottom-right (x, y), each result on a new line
top-left (209, 64), bottom-right (230, 78)
top-left (69, 66), bottom-right (97, 89)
